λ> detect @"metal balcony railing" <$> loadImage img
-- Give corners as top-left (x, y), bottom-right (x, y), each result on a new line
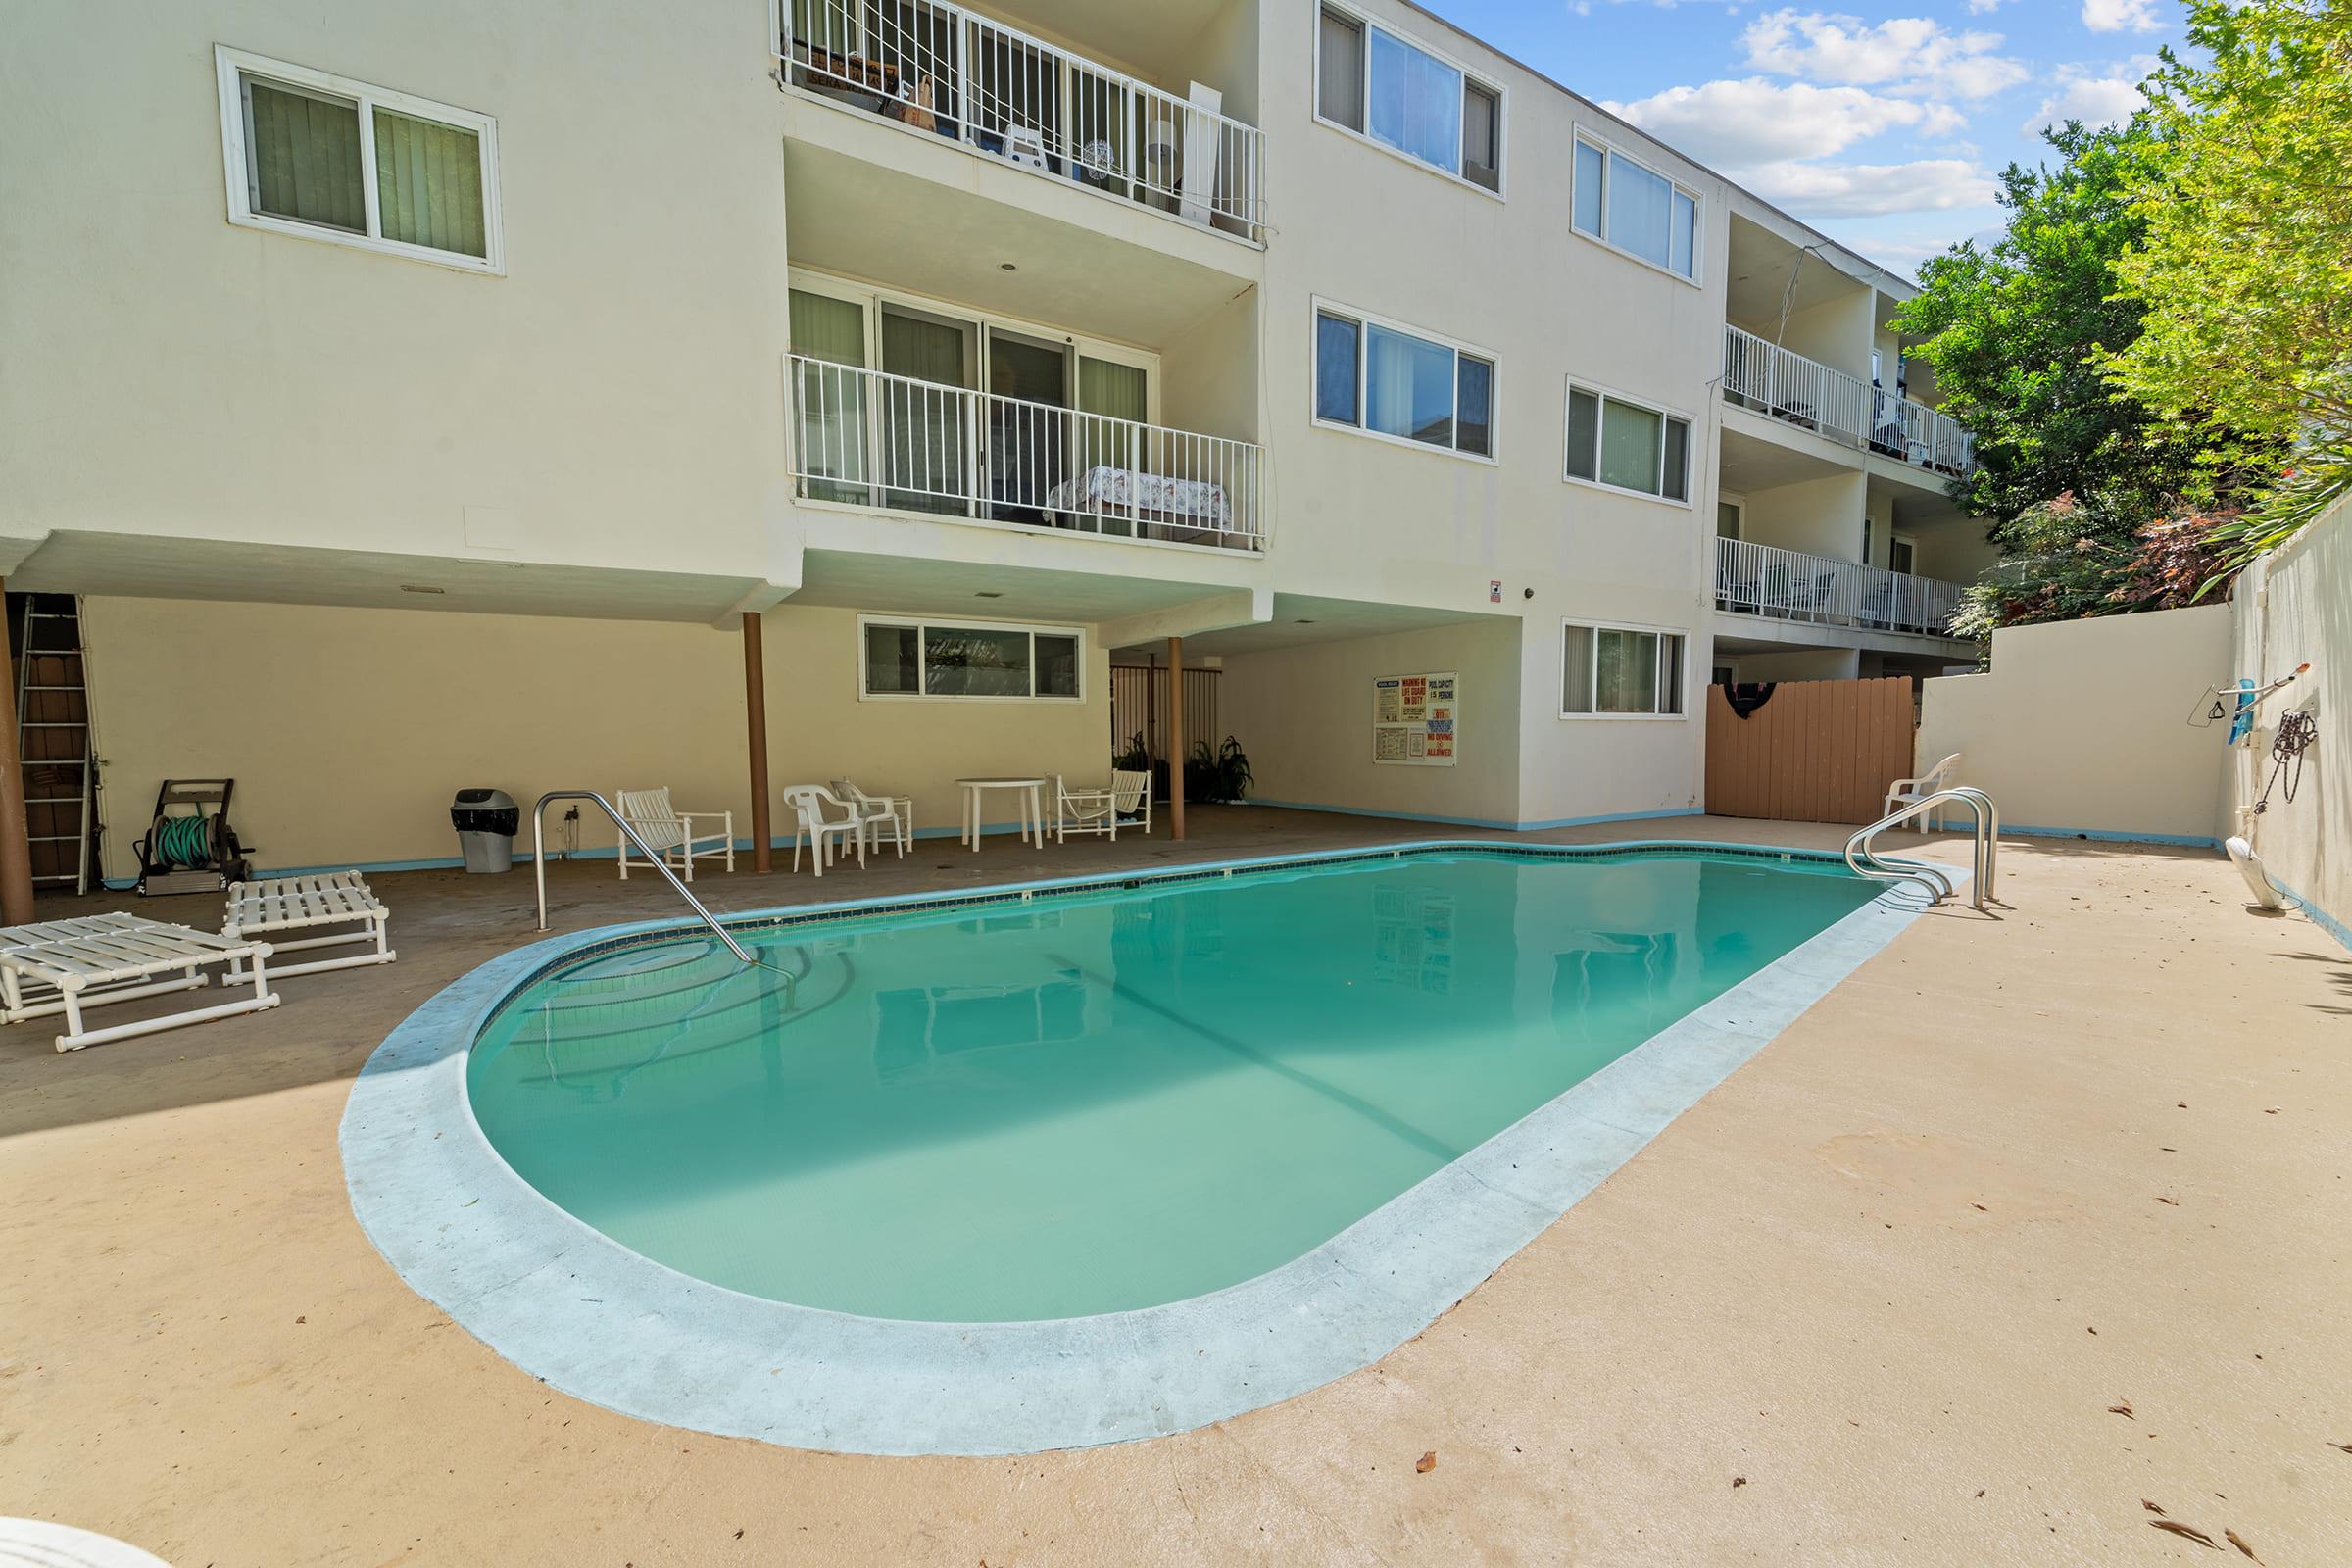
top-left (1722, 325), bottom-right (1976, 478)
top-left (789, 356), bottom-right (1266, 552)
top-left (1715, 536), bottom-right (1967, 638)
top-left (779, 0), bottom-right (1266, 243)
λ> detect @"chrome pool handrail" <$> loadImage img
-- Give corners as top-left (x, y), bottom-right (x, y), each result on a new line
top-left (530, 790), bottom-right (754, 964)
top-left (1845, 787), bottom-right (1999, 910)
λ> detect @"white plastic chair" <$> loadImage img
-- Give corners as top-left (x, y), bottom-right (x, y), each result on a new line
top-left (833, 779), bottom-right (912, 859)
top-left (782, 785), bottom-right (867, 877)
top-left (614, 787), bottom-right (733, 882)
top-left (1054, 769), bottom-right (1152, 842)
top-left (1886, 752), bottom-right (1963, 831)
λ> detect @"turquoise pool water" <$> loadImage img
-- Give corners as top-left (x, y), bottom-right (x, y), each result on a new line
top-left (466, 851), bottom-right (1879, 1322)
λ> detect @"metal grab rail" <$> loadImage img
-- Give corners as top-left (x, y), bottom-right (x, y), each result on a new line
top-left (1844, 787), bottom-right (2000, 911)
top-left (531, 791), bottom-right (754, 964)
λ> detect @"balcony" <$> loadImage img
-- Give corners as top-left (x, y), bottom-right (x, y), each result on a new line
top-left (1716, 537), bottom-right (1966, 640)
top-left (1722, 325), bottom-right (1975, 479)
top-left (789, 357), bottom-right (1266, 553)
top-left (778, 0), bottom-right (1266, 245)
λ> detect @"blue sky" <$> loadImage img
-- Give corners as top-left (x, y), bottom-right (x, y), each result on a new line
top-left (1422, 0), bottom-right (2182, 275)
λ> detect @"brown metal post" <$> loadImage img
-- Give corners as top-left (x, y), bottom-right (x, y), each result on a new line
top-left (742, 611), bottom-right (772, 874)
top-left (1166, 635), bottom-right (1186, 841)
top-left (0, 581), bottom-right (34, 923)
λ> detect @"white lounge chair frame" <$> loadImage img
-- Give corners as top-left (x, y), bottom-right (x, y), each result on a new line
top-left (222, 871), bottom-right (395, 980)
top-left (1886, 752), bottom-right (1964, 832)
top-left (0, 913), bottom-right (280, 1053)
top-left (783, 785), bottom-right (868, 877)
top-left (833, 779), bottom-right (913, 859)
top-left (615, 787), bottom-right (734, 882)
top-left (1054, 769), bottom-right (1153, 841)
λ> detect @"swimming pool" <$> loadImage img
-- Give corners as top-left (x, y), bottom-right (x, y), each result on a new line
top-left (469, 849), bottom-right (1878, 1322)
top-left (345, 840), bottom-right (1939, 1453)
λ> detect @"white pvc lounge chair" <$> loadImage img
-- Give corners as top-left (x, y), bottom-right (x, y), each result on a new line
top-left (614, 787), bottom-right (734, 882)
top-left (0, 912), bottom-right (279, 1053)
top-left (1054, 769), bottom-right (1153, 841)
top-left (832, 778), bottom-right (913, 859)
top-left (221, 871), bottom-right (395, 980)
top-left (783, 785), bottom-right (867, 877)
top-left (1886, 752), bottom-right (1964, 831)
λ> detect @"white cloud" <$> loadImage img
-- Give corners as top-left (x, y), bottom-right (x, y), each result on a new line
top-left (2082, 0), bottom-right (2166, 32)
top-left (1734, 158), bottom-right (2002, 217)
top-left (1604, 77), bottom-right (1952, 165)
top-left (1741, 9), bottom-right (2029, 99)
top-left (2024, 58), bottom-right (2156, 134)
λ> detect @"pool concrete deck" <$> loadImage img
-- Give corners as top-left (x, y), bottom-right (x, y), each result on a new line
top-left (3, 808), bottom-right (2347, 1565)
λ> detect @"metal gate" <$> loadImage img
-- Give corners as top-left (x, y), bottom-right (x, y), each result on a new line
top-left (1703, 675), bottom-right (1915, 824)
top-left (1109, 664), bottom-right (1219, 770)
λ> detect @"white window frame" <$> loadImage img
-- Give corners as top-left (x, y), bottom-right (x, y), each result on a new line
top-left (216, 46), bottom-right (504, 274)
top-left (1563, 378), bottom-right (1694, 507)
top-left (857, 613), bottom-right (1087, 704)
top-left (1559, 619), bottom-right (1690, 722)
top-left (1569, 130), bottom-right (1700, 286)
top-left (1311, 4), bottom-right (1507, 200)
top-left (1311, 297), bottom-right (1497, 464)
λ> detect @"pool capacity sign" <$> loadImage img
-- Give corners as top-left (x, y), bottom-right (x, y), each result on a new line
top-left (1373, 672), bottom-right (1458, 766)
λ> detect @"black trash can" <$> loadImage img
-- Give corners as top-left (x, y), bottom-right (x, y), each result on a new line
top-left (452, 788), bottom-right (519, 873)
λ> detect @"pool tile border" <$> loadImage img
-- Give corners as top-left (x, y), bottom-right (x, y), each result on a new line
top-left (341, 839), bottom-right (1954, 1456)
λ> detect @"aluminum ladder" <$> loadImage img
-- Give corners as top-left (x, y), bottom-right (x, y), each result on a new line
top-left (1844, 787), bottom-right (1999, 911)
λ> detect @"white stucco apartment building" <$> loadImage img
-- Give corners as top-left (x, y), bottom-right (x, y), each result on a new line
top-left (0, 0), bottom-right (1991, 883)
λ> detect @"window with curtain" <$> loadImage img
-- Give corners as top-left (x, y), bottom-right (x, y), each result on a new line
top-left (1571, 134), bottom-right (1697, 279)
top-left (1078, 357), bottom-right (1149, 472)
top-left (1564, 382), bottom-right (1690, 500)
top-left (1562, 623), bottom-right (1687, 717)
top-left (219, 49), bottom-right (498, 270)
top-left (790, 288), bottom-right (870, 503)
top-left (859, 617), bottom-right (1086, 702)
top-left (1315, 8), bottom-right (1501, 188)
top-left (1316, 304), bottom-right (1494, 458)
top-left (879, 311), bottom-right (970, 514)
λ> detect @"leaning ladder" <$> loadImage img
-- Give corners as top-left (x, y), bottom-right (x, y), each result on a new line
top-left (1844, 787), bottom-right (1999, 911)
top-left (15, 596), bottom-right (96, 896)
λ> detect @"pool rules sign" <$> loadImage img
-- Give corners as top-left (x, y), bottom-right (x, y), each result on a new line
top-left (1373, 671), bottom-right (1458, 766)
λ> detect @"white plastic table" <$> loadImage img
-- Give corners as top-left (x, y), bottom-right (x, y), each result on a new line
top-left (956, 776), bottom-right (1047, 852)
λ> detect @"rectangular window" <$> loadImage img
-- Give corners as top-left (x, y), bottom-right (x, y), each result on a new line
top-left (1571, 133), bottom-right (1697, 280)
top-left (1562, 623), bottom-right (1687, 718)
top-left (1314, 303), bottom-right (1494, 459)
top-left (1316, 7), bottom-right (1502, 189)
top-left (217, 48), bottom-right (500, 271)
top-left (1564, 381), bottom-right (1691, 501)
top-left (858, 617), bottom-right (1085, 702)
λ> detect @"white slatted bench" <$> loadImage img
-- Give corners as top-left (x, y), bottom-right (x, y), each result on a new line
top-left (0, 913), bottom-right (280, 1053)
top-left (221, 872), bottom-right (395, 980)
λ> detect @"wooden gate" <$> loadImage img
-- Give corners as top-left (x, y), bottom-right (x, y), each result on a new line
top-left (1704, 676), bottom-right (1915, 824)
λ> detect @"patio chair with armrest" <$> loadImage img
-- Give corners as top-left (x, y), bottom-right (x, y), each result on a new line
top-left (783, 785), bottom-right (867, 878)
top-left (833, 779), bottom-right (914, 859)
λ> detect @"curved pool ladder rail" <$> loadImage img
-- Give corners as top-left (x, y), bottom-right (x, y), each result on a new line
top-left (531, 790), bottom-right (755, 965)
top-left (1845, 787), bottom-right (1999, 911)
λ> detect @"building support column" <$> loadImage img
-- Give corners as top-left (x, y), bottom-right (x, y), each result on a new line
top-left (1166, 636), bottom-right (1186, 842)
top-left (0, 580), bottom-right (33, 923)
top-left (742, 611), bottom-right (772, 874)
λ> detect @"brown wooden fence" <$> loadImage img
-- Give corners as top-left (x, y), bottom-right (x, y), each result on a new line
top-left (1704, 676), bottom-right (1915, 824)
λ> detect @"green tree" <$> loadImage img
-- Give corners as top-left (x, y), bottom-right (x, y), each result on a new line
top-left (2106, 0), bottom-right (2352, 564)
top-left (1893, 120), bottom-right (2227, 539)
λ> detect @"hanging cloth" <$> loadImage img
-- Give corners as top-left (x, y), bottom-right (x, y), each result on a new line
top-left (1727, 682), bottom-right (1777, 719)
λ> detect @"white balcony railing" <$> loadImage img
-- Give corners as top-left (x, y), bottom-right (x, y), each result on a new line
top-left (1723, 325), bottom-right (1976, 478)
top-left (780, 0), bottom-right (1266, 244)
top-left (790, 356), bottom-right (1266, 552)
top-left (1716, 536), bottom-right (1966, 639)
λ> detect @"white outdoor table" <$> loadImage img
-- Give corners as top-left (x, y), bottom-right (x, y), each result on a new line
top-left (956, 776), bottom-right (1047, 852)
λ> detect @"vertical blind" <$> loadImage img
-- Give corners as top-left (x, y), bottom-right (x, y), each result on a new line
top-left (246, 79), bottom-right (367, 233)
top-left (374, 109), bottom-right (486, 257)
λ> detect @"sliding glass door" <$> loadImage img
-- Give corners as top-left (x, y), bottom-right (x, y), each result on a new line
top-left (879, 306), bottom-right (974, 514)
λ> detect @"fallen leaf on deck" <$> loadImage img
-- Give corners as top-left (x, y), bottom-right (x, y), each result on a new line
top-left (2157, 1195), bottom-right (2180, 1205)
top-left (1732, 1476), bottom-right (1747, 1489)
top-left (2142, 1499), bottom-right (2166, 1515)
top-left (1415, 1451), bottom-right (1436, 1474)
top-left (2108, 1401), bottom-right (2134, 1417)
top-left (2225, 1528), bottom-right (2261, 1562)
top-left (2149, 1520), bottom-right (2220, 1548)
top-left (2329, 1441), bottom-right (2352, 1454)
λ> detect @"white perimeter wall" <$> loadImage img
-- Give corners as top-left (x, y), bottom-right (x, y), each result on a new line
top-left (2228, 497), bottom-right (2349, 943)
top-left (1917, 604), bottom-right (2232, 844)
top-left (82, 598), bottom-right (1110, 882)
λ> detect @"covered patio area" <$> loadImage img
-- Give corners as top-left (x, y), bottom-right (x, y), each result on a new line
top-left (3, 808), bottom-right (2346, 1564)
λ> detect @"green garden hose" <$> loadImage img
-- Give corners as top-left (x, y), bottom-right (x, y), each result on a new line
top-left (153, 813), bottom-right (219, 869)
